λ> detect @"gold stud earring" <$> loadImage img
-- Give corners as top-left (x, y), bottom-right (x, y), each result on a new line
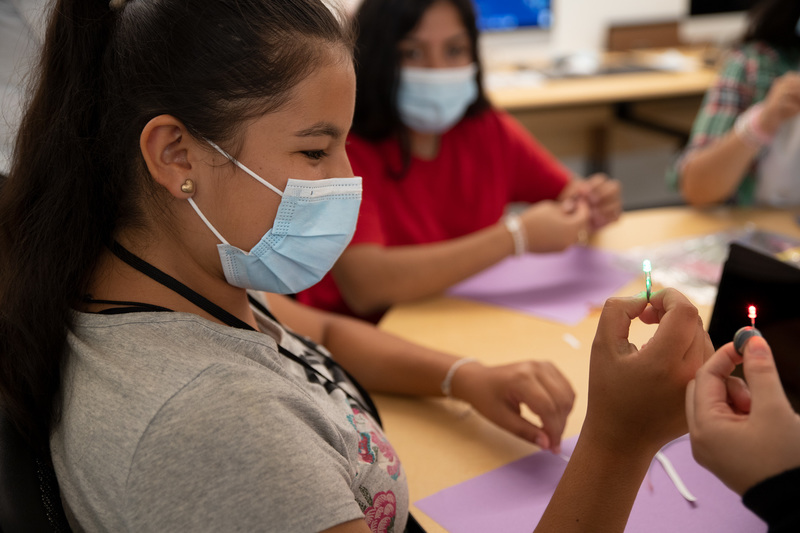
top-left (180, 179), bottom-right (195, 194)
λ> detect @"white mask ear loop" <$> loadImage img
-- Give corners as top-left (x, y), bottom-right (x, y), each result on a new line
top-left (187, 197), bottom-right (230, 246)
top-left (189, 198), bottom-right (230, 246)
top-left (205, 139), bottom-right (284, 197)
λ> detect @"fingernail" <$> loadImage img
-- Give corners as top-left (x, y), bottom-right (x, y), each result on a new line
top-left (535, 434), bottom-right (548, 449)
top-left (745, 336), bottom-right (769, 359)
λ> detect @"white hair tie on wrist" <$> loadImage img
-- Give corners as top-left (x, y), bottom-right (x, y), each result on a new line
top-left (441, 358), bottom-right (478, 398)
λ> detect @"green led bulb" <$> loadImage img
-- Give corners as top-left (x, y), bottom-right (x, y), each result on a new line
top-left (642, 259), bottom-right (652, 302)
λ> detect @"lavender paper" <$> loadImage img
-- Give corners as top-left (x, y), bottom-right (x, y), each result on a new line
top-left (448, 247), bottom-right (636, 325)
top-left (415, 436), bottom-right (766, 532)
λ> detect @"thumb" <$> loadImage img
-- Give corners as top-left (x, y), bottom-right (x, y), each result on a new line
top-left (742, 336), bottom-right (791, 414)
top-left (567, 198), bottom-right (591, 223)
top-left (593, 295), bottom-right (647, 355)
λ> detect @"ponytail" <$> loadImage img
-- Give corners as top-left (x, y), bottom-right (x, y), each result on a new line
top-left (0, 0), bottom-right (119, 450)
top-left (0, 0), bottom-right (353, 450)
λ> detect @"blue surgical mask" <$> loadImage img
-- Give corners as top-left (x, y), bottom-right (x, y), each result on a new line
top-left (187, 140), bottom-right (362, 294)
top-left (396, 63), bottom-right (479, 134)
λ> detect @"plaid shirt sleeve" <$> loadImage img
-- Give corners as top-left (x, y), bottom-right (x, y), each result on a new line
top-left (666, 47), bottom-right (763, 203)
top-left (688, 49), bottom-right (758, 149)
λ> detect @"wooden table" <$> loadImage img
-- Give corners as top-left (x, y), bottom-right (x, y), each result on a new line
top-left (488, 65), bottom-right (717, 112)
top-left (374, 206), bottom-right (800, 533)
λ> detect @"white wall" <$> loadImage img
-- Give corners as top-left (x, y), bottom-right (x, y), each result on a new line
top-left (549, 0), bottom-right (686, 55)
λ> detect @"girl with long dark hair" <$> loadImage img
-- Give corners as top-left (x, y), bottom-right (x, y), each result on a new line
top-left (0, 0), bottom-right (748, 531)
top-left (298, 0), bottom-right (622, 322)
top-left (0, 0), bottom-right (581, 528)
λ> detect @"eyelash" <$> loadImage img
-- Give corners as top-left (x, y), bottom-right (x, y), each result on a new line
top-left (302, 150), bottom-right (328, 160)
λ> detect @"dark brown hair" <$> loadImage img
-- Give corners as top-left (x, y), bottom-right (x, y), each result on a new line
top-left (743, 0), bottom-right (800, 48)
top-left (0, 0), bottom-right (352, 450)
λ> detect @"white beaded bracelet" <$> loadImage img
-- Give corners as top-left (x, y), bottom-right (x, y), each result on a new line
top-left (441, 358), bottom-right (478, 398)
top-left (734, 103), bottom-right (774, 148)
top-left (503, 214), bottom-right (527, 256)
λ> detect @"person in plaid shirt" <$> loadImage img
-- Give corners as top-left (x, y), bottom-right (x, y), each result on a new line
top-left (668, 0), bottom-right (800, 206)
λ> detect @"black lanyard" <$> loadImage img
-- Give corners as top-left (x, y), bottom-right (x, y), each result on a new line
top-left (108, 241), bottom-right (383, 426)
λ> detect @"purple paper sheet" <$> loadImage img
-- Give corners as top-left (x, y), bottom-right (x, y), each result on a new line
top-left (415, 436), bottom-right (766, 533)
top-left (447, 247), bottom-right (636, 325)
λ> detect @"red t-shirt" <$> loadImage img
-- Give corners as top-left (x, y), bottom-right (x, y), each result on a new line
top-left (296, 108), bottom-right (571, 318)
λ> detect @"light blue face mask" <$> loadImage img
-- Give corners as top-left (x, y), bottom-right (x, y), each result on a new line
top-left (396, 63), bottom-right (479, 134)
top-left (187, 140), bottom-right (362, 294)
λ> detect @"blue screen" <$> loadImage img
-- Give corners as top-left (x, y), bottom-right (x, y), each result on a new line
top-left (472, 0), bottom-right (552, 31)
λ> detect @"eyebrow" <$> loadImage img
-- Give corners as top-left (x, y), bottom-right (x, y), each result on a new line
top-left (294, 122), bottom-right (345, 139)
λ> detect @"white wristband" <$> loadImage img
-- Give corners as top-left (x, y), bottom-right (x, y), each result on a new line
top-left (734, 103), bottom-right (773, 148)
top-left (441, 358), bottom-right (478, 398)
top-left (503, 214), bottom-right (527, 256)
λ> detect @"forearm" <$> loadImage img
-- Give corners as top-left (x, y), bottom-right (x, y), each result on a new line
top-left (535, 428), bottom-right (655, 532)
top-left (680, 131), bottom-right (760, 206)
top-left (332, 222), bottom-right (515, 316)
top-left (321, 311), bottom-right (462, 396)
top-left (264, 293), bottom-right (461, 395)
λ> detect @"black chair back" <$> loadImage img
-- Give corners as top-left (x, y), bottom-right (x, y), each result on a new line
top-left (0, 412), bottom-right (71, 532)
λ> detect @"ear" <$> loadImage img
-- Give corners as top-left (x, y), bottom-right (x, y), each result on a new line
top-left (140, 115), bottom-right (201, 199)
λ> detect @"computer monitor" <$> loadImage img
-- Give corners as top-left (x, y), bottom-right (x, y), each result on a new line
top-left (690, 0), bottom-right (757, 16)
top-left (472, 0), bottom-right (552, 32)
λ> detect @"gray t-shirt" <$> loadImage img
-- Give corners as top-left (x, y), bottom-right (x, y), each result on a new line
top-left (51, 302), bottom-right (408, 532)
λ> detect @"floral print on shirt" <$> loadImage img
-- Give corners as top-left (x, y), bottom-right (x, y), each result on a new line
top-left (347, 407), bottom-right (401, 480)
top-left (359, 487), bottom-right (397, 533)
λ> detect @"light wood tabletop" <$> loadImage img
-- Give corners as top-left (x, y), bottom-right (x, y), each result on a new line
top-left (489, 67), bottom-right (718, 111)
top-left (374, 206), bottom-right (800, 533)
top-left (486, 48), bottom-right (721, 112)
